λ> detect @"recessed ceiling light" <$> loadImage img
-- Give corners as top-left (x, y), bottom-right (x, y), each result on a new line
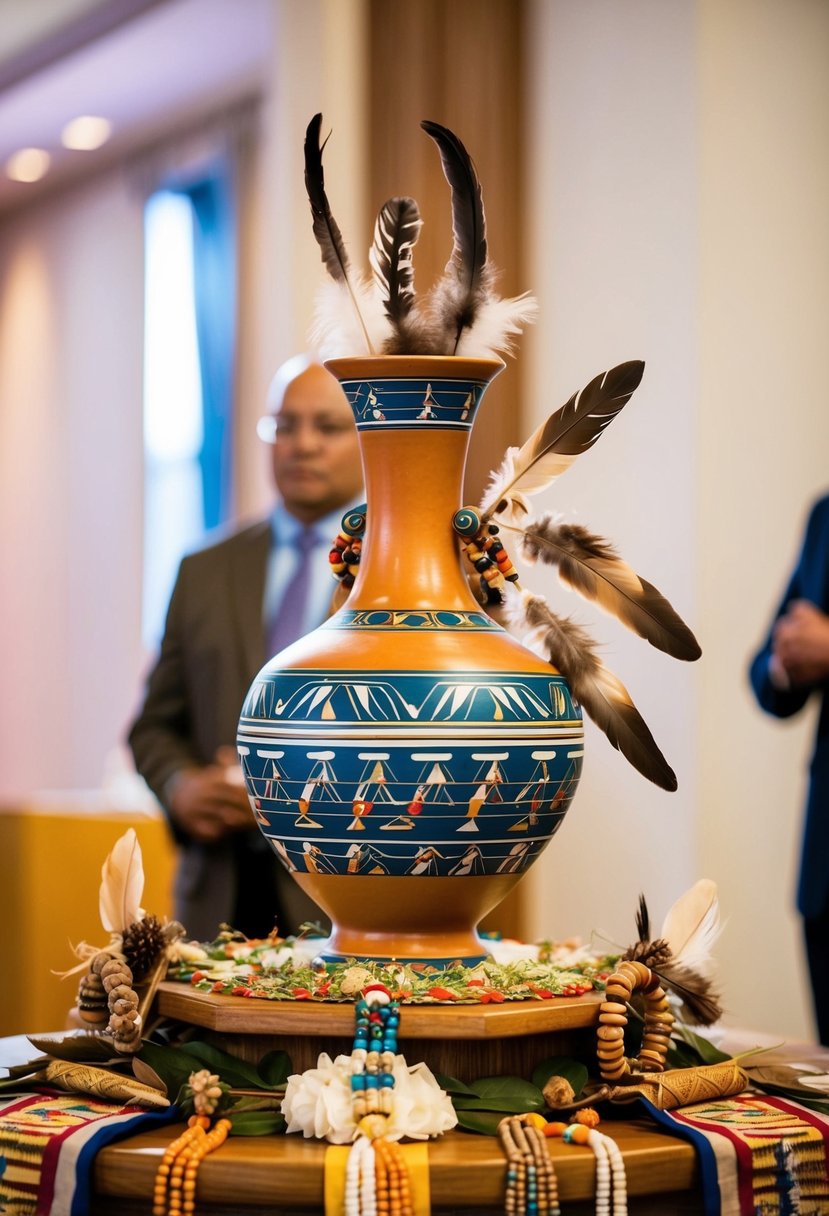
top-left (6, 148), bottom-right (51, 183)
top-left (61, 116), bottom-right (113, 151)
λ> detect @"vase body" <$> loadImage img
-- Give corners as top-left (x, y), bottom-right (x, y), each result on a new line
top-left (237, 357), bottom-right (583, 965)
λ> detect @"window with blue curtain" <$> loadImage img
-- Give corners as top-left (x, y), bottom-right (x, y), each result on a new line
top-left (142, 161), bottom-right (237, 648)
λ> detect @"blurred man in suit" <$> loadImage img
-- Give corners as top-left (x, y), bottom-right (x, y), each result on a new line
top-left (749, 493), bottom-right (829, 1044)
top-left (129, 355), bottom-right (363, 941)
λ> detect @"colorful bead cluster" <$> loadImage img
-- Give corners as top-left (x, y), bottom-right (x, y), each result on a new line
top-left (345, 982), bottom-right (414, 1216)
top-left (597, 960), bottom-right (674, 1082)
top-left (498, 1114), bottom-right (560, 1216)
top-left (329, 505), bottom-right (367, 588)
top-left (350, 983), bottom-right (400, 1118)
top-left (499, 1111), bottom-right (628, 1216)
top-left (452, 506), bottom-right (519, 603)
top-left (152, 1114), bottom-right (232, 1216)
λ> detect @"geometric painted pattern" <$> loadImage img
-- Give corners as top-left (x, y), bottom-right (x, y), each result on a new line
top-left (339, 376), bottom-right (485, 432)
top-left (238, 668), bottom-right (583, 878)
top-left (318, 608), bottom-right (499, 632)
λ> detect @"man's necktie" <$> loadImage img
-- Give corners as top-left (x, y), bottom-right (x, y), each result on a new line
top-left (266, 527), bottom-right (318, 657)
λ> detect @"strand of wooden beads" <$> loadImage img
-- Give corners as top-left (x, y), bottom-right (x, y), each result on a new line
top-left (597, 959), bottom-right (674, 1082)
top-left (512, 1115), bottom-right (559, 1215)
top-left (374, 1136), bottom-right (414, 1216)
top-left (177, 1118), bottom-right (232, 1216)
top-left (499, 1114), bottom-right (560, 1216)
top-left (498, 1116), bottom-right (528, 1216)
top-left (152, 1116), bottom-right (209, 1216)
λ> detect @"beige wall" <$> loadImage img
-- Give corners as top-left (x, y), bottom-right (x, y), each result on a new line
top-left (696, 0), bottom-right (829, 1038)
top-left (521, 0), bottom-right (699, 995)
top-left (521, 0), bottom-right (829, 1041)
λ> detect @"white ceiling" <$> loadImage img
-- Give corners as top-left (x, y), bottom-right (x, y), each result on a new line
top-left (0, 0), bottom-right (272, 216)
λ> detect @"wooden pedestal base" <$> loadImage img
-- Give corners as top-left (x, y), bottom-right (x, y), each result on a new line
top-left (87, 985), bottom-right (706, 1212)
top-left (156, 983), bottom-right (604, 1080)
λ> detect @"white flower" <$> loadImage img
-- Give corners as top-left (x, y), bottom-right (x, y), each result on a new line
top-left (282, 1053), bottom-right (355, 1144)
top-left (281, 1053), bottom-right (457, 1144)
top-left (386, 1058), bottom-right (457, 1141)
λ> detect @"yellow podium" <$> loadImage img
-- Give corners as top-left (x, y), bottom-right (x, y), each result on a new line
top-left (0, 793), bottom-right (175, 1036)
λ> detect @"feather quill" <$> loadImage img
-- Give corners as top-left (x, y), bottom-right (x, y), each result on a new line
top-left (304, 113), bottom-right (376, 355)
top-left (519, 517), bottom-right (701, 661)
top-left (480, 360), bottom-right (645, 522)
top-left (510, 589), bottom-right (677, 791)
top-left (99, 828), bottom-right (145, 934)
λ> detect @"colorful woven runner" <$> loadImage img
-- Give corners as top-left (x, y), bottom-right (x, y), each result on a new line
top-left (0, 1088), bottom-right (175, 1216)
top-left (644, 1094), bottom-right (829, 1216)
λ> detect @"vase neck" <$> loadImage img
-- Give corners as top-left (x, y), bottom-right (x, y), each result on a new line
top-left (352, 428), bottom-right (472, 609)
top-left (325, 360), bottom-right (504, 612)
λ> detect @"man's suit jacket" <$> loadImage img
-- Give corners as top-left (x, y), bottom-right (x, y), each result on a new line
top-left (129, 518), bottom-right (320, 940)
top-left (749, 494), bottom-right (829, 920)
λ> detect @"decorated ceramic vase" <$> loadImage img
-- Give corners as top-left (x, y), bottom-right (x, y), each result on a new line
top-left (237, 357), bottom-right (584, 965)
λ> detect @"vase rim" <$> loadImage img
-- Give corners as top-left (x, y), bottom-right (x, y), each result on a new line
top-left (325, 355), bottom-right (506, 382)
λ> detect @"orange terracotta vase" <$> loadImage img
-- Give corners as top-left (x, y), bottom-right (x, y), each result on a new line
top-left (237, 357), bottom-right (584, 965)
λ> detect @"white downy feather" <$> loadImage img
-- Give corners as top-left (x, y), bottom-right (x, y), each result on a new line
top-left (309, 277), bottom-right (391, 359)
top-left (99, 828), bottom-right (145, 934)
top-left (660, 878), bottom-right (721, 977)
top-left (454, 292), bottom-right (538, 360)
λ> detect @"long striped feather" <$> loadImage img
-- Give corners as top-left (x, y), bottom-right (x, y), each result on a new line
top-left (480, 361), bottom-right (645, 522)
top-left (511, 589), bottom-right (677, 791)
top-left (304, 114), bottom-right (375, 355)
top-left (421, 120), bottom-right (490, 354)
top-left (519, 518), bottom-right (701, 661)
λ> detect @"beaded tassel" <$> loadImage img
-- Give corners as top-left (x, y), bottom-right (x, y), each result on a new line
top-left (498, 1115), bottom-right (560, 1216)
top-left (345, 982), bottom-right (413, 1216)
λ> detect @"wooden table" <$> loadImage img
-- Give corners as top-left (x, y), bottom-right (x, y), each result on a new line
top-left (92, 1116), bottom-right (701, 1214)
top-left (95, 989), bottom-right (706, 1212)
top-left (6, 1008), bottom-right (819, 1212)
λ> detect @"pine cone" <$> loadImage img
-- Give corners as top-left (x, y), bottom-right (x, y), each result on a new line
top-left (122, 915), bottom-right (164, 981)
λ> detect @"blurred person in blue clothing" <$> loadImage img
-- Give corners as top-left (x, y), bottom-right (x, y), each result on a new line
top-left (750, 493), bottom-right (829, 1044)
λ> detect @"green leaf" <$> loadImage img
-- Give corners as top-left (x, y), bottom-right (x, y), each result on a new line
top-left (531, 1057), bottom-right (588, 1097)
top-left (671, 1025), bottom-right (731, 1066)
top-left (178, 1041), bottom-right (271, 1090)
top-left (469, 1076), bottom-right (545, 1112)
top-left (666, 1038), bottom-right (704, 1069)
top-left (435, 1073), bottom-right (477, 1096)
top-left (455, 1108), bottom-right (504, 1136)
top-left (257, 1050), bottom-right (292, 1089)
top-left (452, 1094), bottom-right (539, 1114)
top-left (228, 1110), bottom-right (286, 1136)
top-left (138, 1041), bottom-right (203, 1098)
